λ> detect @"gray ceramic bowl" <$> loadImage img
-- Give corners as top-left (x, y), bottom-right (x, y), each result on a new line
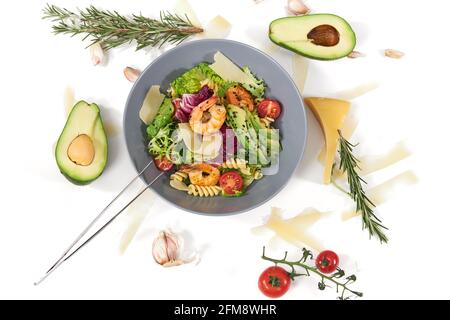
top-left (124, 39), bottom-right (307, 215)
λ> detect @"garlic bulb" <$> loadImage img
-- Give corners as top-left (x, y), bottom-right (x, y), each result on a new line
top-left (89, 42), bottom-right (104, 66)
top-left (152, 230), bottom-right (182, 266)
top-left (123, 66), bottom-right (141, 83)
top-left (287, 0), bottom-right (310, 15)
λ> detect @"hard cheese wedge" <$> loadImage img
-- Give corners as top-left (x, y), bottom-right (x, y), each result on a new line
top-left (304, 97), bottom-right (350, 184)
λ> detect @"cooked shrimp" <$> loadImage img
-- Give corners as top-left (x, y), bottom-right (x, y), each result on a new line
top-left (189, 96), bottom-right (226, 135)
top-left (226, 85), bottom-right (254, 111)
top-left (181, 163), bottom-right (220, 186)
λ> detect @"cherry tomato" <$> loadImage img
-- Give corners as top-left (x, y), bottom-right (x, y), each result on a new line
top-left (258, 266), bottom-right (291, 298)
top-left (315, 250), bottom-right (339, 274)
top-left (219, 171), bottom-right (243, 195)
top-left (257, 99), bottom-right (282, 120)
top-left (154, 156), bottom-right (173, 172)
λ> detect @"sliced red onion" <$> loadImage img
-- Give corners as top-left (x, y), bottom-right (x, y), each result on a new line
top-left (182, 85), bottom-right (213, 112)
top-left (173, 85), bottom-right (214, 123)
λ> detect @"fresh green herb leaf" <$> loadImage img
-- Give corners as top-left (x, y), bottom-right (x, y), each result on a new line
top-left (42, 4), bottom-right (203, 51)
top-left (336, 131), bottom-right (389, 243)
top-left (148, 123), bottom-right (175, 159)
top-left (147, 98), bottom-right (174, 139)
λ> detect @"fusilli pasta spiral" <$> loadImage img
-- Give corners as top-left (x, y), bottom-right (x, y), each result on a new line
top-left (187, 184), bottom-right (222, 197)
top-left (254, 169), bottom-right (263, 180)
top-left (220, 158), bottom-right (251, 175)
top-left (170, 171), bottom-right (188, 182)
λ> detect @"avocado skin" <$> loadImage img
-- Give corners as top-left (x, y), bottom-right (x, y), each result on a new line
top-left (55, 101), bottom-right (108, 185)
top-left (268, 14), bottom-right (357, 61)
top-left (59, 171), bottom-right (95, 186)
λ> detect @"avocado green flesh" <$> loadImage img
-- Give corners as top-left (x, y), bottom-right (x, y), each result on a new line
top-left (226, 105), bottom-right (275, 165)
top-left (227, 104), bottom-right (247, 129)
top-left (269, 14), bottom-right (356, 60)
top-left (55, 101), bottom-right (108, 184)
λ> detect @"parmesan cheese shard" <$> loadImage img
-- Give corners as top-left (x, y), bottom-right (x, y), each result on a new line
top-left (335, 82), bottom-right (379, 101)
top-left (210, 51), bottom-right (255, 86)
top-left (178, 123), bottom-right (202, 153)
top-left (119, 189), bottom-right (154, 255)
top-left (139, 85), bottom-right (165, 125)
top-left (367, 170), bottom-right (418, 205)
top-left (359, 141), bottom-right (411, 176)
top-left (292, 55), bottom-right (309, 93)
top-left (178, 123), bottom-right (222, 161)
top-left (304, 97), bottom-right (350, 184)
top-left (254, 207), bottom-right (326, 251)
top-left (64, 86), bottom-right (75, 117)
top-left (202, 15), bottom-right (232, 39)
top-left (174, 0), bottom-right (202, 27)
top-left (341, 170), bottom-right (418, 221)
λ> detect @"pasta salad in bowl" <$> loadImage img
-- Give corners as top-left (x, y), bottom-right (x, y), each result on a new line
top-left (124, 39), bottom-right (306, 214)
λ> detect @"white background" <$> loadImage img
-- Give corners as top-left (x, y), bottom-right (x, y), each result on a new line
top-left (1, 0), bottom-right (450, 299)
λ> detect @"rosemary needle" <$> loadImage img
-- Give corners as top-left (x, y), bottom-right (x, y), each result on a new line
top-left (42, 4), bottom-right (203, 51)
top-left (337, 130), bottom-right (389, 243)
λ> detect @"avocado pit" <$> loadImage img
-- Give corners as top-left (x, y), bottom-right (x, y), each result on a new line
top-left (307, 24), bottom-right (340, 47)
top-left (67, 134), bottom-right (95, 166)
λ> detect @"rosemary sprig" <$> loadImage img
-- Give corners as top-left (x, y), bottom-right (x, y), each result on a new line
top-left (262, 247), bottom-right (363, 300)
top-left (336, 130), bottom-right (389, 243)
top-left (42, 4), bottom-right (203, 51)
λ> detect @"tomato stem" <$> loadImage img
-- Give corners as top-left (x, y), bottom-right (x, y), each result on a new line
top-left (261, 247), bottom-right (363, 299)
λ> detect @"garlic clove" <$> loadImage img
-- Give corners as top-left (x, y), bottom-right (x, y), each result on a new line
top-left (287, 0), bottom-right (310, 15)
top-left (384, 49), bottom-right (404, 59)
top-left (347, 51), bottom-right (365, 59)
top-left (152, 230), bottom-right (180, 265)
top-left (124, 66), bottom-right (141, 83)
top-left (89, 42), bottom-right (104, 66)
top-left (163, 260), bottom-right (185, 267)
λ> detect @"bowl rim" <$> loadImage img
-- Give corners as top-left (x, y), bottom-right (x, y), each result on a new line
top-left (123, 38), bottom-right (307, 216)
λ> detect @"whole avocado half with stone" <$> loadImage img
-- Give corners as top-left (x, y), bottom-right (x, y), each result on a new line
top-left (269, 14), bottom-right (356, 60)
top-left (55, 101), bottom-right (108, 184)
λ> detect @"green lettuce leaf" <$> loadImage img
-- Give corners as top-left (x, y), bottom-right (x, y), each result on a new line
top-left (170, 63), bottom-right (226, 96)
top-left (146, 98), bottom-right (174, 138)
top-left (148, 122), bottom-right (175, 159)
top-left (242, 66), bottom-right (265, 98)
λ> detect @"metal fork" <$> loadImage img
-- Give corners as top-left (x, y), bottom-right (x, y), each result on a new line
top-left (34, 160), bottom-right (163, 285)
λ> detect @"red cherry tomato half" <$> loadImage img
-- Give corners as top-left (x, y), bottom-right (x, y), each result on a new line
top-left (219, 171), bottom-right (243, 195)
top-left (257, 99), bottom-right (282, 120)
top-left (258, 266), bottom-right (291, 298)
top-left (315, 250), bottom-right (339, 274)
top-left (154, 156), bottom-right (173, 172)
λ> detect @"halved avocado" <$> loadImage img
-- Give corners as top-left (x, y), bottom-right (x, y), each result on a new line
top-left (269, 14), bottom-right (356, 60)
top-left (55, 101), bottom-right (108, 184)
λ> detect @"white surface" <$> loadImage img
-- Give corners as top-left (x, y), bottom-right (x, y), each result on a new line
top-left (1, 0), bottom-right (450, 299)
